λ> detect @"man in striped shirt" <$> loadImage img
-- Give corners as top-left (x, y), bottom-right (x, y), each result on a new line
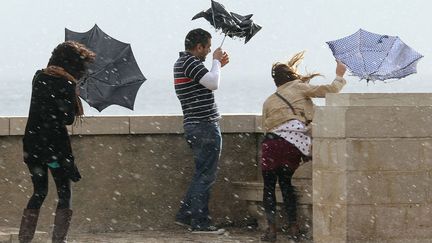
top-left (174, 28), bottom-right (229, 234)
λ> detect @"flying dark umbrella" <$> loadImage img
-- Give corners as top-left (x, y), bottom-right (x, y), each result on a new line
top-left (327, 29), bottom-right (423, 82)
top-left (192, 0), bottom-right (262, 45)
top-left (65, 24), bottom-right (146, 111)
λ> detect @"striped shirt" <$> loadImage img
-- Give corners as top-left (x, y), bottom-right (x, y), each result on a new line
top-left (174, 51), bottom-right (220, 125)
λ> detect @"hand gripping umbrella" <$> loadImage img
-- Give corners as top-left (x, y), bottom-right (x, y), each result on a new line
top-left (327, 29), bottom-right (423, 82)
top-left (65, 24), bottom-right (146, 111)
top-left (192, 0), bottom-right (262, 46)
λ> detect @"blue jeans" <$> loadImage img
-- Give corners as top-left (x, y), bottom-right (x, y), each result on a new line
top-left (176, 121), bottom-right (222, 229)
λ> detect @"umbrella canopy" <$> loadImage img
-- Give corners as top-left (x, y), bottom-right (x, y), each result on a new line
top-left (327, 29), bottom-right (423, 82)
top-left (192, 0), bottom-right (262, 44)
top-left (65, 24), bottom-right (146, 111)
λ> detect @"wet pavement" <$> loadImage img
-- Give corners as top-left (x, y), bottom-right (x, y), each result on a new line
top-left (68, 228), bottom-right (311, 243)
top-left (1, 227), bottom-right (312, 243)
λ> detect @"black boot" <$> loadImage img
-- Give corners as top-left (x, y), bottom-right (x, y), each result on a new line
top-left (52, 208), bottom-right (73, 243)
top-left (18, 208), bottom-right (40, 243)
top-left (261, 222), bottom-right (277, 242)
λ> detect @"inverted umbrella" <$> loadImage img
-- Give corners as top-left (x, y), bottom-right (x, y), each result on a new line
top-left (65, 24), bottom-right (146, 111)
top-left (326, 29), bottom-right (423, 82)
top-left (192, 0), bottom-right (262, 45)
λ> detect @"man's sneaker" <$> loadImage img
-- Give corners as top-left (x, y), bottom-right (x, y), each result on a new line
top-left (191, 225), bottom-right (226, 235)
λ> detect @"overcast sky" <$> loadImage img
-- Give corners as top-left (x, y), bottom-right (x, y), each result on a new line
top-left (1, 0), bottom-right (431, 115)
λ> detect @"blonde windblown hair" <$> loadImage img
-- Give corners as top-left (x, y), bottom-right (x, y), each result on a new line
top-left (271, 51), bottom-right (321, 86)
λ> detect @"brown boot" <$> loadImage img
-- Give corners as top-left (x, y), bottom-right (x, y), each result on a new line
top-left (52, 208), bottom-right (73, 243)
top-left (287, 222), bottom-right (301, 239)
top-left (18, 208), bottom-right (40, 243)
top-left (261, 223), bottom-right (277, 242)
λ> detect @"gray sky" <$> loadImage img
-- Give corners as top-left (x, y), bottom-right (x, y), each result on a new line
top-left (1, 0), bottom-right (431, 115)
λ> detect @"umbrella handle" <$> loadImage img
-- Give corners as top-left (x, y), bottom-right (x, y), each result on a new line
top-left (220, 33), bottom-right (227, 47)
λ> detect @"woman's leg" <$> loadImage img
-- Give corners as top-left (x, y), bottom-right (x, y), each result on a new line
top-left (19, 163), bottom-right (48, 242)
top-left (26, 163), bottom-right (49, 209)
top-left (50, 167), bottom-right (71, 209)
top-left (261, 170), bottom-right (278, 241)
top-left (278, 166), bottom-right (301, 238)
top-left (277, 166), bottom-right (297, 224)
top-left (50, 166), bottom-right (73, 243)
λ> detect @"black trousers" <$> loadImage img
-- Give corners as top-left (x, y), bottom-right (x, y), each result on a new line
top-left (262, 166), bottom-right (297, 224)
top-left (26, 163), bottom-right (71, 209)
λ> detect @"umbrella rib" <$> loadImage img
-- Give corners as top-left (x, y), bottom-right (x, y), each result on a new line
top-left (369, 37), bottom-right (396, 77)
top-left (359, 31), bottom-right (369, 79)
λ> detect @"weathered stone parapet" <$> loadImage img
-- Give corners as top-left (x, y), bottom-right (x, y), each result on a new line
top-left (0, 114), bottom-right (262, 136)
top-left (0, 114), bottom-right (262, 234)
top-left (313, 93), bottom-right (432, 243)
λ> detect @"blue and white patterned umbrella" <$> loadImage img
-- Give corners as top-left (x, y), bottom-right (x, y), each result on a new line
top-left (327, 29), bottom-right (423, 82)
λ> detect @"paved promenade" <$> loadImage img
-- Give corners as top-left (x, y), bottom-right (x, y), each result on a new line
top-left (1, 227), bottom-right (312, 243)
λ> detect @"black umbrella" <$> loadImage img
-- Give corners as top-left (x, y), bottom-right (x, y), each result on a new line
top-left (65, 24), bottom-right (146, 112)
top-left (192, 0), bottom-right (262, 45)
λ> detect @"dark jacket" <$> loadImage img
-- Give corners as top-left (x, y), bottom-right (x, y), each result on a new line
top-left (23, 70), bottom-right (81, 181)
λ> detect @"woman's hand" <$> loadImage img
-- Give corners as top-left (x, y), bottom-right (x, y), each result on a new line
top-left (336, 60), bottom-right (347, 77)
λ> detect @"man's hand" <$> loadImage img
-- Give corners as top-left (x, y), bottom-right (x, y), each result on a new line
top-left (336, 60), bottom-right (347, 77)
top-left (220, 52), bottom-right (229, 67)
top-left (213, 47), bottom-right (224, 61)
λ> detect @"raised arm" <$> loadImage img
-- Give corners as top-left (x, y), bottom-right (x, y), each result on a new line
top-left (303, 61), bottom-right (347, 98)
top-left (199, 47), bottom-right (230, 90)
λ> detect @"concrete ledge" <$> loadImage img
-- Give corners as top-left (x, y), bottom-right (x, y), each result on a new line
top-left (0, 114), bottom-right (263, 136)
top-left (8, 118), bottom-right (26, 136)
top-left (313, 106), bottom-right (432, 138)
top-left (0, 118), bottom-right (8, 136)
top-left (326, 93), bottom-right (432, 107)
top-left (130, 115), bottom-right (183, 134)
top-left (72, 116), bottom-right (130, 135)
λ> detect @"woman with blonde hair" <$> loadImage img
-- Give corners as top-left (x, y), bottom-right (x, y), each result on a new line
top-left (260, 51), bottom-right (346, 241)
top-left (19, 41), bottom-right (95, 243)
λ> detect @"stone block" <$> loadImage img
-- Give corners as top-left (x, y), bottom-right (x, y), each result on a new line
top-left (293, 161), bottom-right (312, 179)
top-left (9, 117), bottom-right (26, 136)
top-left (345, 171), bottom-right (390, 204)
top-left (72, 116), bottom-right (130, 135)
top-left (345, 171), bottom-right (427, 204)
top-left (326, 93), bottom-right (432, 107)
top-left (345, 106), bottom-right (432, 138)
top-left (387, 172), bottom-right (429, 204)
top-left (405, 205), bottom-right (432, 238)
top-left (312, 107), bottom-right (347, 138)
top-left (422, 140), bottom-right (432, 169)
top-left (130, 115), bottom-right (183, 134)
top-left (346, 205), bottom-right (376, 241)
top-left (313, 204), bottom-right (347, 241)
top-left (0, 118), bottom-right (8, 136)
top-left (220, 114), bottom-right (256, 133)
top-left (374, 206), bottom-right (407, 239)
top-left (255, 115), bottom-right (263, 133)
top-left (346, 138), bottom-right (424, 171)
top-left (313, 171), bottom-right (346, 204)
top-left (313, 138), bottom-right (347, 171)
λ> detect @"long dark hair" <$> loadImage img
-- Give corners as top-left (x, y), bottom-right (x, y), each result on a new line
top-left (48, 41), bottom-right (95, 80)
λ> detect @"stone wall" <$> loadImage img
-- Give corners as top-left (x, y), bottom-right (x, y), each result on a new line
top-left (0, 115), bottom-right (262, 233)
top-left (313, 93), bottom-right (432, 243)
top-left (3, 93), bottom-right (429, 241)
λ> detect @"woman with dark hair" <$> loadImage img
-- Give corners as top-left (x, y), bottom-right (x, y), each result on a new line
top-left (260, 51), bottom-right (346, 242)
top-left (18, 41), bottom-right (95, 243)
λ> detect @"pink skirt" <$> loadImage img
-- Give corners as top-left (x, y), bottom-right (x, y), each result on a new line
top-left (261, 137), bottom-right (304, 172)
